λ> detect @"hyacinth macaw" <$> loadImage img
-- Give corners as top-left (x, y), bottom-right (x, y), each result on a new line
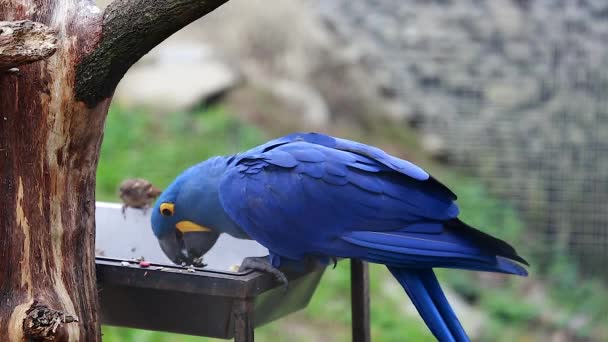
top-left (150, 132), bottom-right (528, 342)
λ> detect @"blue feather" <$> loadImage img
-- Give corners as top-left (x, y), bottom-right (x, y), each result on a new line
top-left (343, 231), bottom-right (483, 255)
top-left (388, 268), bottom-right (469, 342)
top-left (262, 150), bottom-right (298, 168)
top-left (341, 233), bottom-right (492, 262)
top-left (287, 145), bottom-right (327, 162)
top-left (297, 161), bottom-right (325, 178)
top-left (325, 161), bottom-right (348, 176)
top-left (348, 161), bottom-right (383, 172)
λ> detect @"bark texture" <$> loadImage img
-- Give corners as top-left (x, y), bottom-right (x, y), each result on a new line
top-left (0, 0), bottom-right (230, 340)
top-left (0, 2), bottom-right (109, 341)
top-left (0, 20), bottom-right (57, 70)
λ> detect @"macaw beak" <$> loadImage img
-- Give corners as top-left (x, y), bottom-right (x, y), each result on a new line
top-left (158, 221), bottom-right (219, 265)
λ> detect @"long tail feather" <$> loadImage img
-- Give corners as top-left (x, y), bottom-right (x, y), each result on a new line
top-left (388, 267), bottom-right (470, 342)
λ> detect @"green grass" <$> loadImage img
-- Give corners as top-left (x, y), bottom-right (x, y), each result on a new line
top-left (97, 105), bottom-right (265, 201)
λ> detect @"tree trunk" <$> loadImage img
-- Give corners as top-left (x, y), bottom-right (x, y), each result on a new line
top-left (0, 0), bottom-right (229, 340)
top-left (1, 3), bottom-right (110, 341)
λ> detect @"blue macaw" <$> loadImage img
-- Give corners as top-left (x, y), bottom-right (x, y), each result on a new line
top-left (151, 132), bottom-right (528, 342)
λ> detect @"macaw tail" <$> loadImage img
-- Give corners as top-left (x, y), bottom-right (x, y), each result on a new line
top-left (388, 267), bottom-right (470, 342)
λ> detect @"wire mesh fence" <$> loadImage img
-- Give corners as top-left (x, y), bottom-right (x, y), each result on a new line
top-left (315, 0), bottom-right (608, 283)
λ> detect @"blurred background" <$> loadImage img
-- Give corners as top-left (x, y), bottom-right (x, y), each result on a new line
top-left (95, 0), bottom-right (608, 341)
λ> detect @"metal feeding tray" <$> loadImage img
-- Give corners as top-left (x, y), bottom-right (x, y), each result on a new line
top-left (95, 202), bottom-right (326, 340)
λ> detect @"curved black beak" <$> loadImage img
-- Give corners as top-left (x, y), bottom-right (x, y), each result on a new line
top-left (158, 229), bottom-right (220, 266)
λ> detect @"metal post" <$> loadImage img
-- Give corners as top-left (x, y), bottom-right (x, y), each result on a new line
top-left (351, 259), bottom-right (371, 342)
top-left (233, 299), bottom-right (255, 342)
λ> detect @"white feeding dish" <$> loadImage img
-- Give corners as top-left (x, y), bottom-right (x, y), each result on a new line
top-left (95, 202), bottom-right (268, 271)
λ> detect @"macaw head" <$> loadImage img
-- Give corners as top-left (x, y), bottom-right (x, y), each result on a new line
top-left (150, 159), bottom-right (228, 265)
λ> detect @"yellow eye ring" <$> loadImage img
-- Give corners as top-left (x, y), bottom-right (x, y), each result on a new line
top-left (160, 203), bottom-right (175, 217)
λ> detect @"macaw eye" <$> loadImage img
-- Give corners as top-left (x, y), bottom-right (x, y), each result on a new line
top-left (160, 203), bottom-right (175, 217)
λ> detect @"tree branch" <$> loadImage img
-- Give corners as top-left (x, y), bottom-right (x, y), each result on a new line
top-left (0, 20), bottom-right (57, 70)
top-left (74, 0), bottom-right (229, 107)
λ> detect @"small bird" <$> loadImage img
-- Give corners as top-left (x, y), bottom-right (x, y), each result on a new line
top-left (119, 178), bottom-right (162, 215)
top-left (150, 132), bottom-right (528, 341)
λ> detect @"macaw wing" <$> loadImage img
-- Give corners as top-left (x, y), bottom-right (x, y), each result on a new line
top-left (220, 139), bottom-right (484, 258)
top-left (237, 132), bottom-right (455, 195)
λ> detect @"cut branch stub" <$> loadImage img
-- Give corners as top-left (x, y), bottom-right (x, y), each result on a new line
top-left (23, 301), bottom-right (79, 341)
top-left (0, 20), bottom-right (57, 70)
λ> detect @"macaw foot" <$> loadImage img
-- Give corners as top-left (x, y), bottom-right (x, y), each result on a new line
top-left (191, 255), bottom-right (206, 268)
top-left (239, 256), bottom-right (288, 289)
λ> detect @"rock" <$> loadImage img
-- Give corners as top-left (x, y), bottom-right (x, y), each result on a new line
top-left (485, 78), bottom-right (540, 110)
top-left (265, 79), bottom-right (330, 128)
top-left (113, 42), bottom-right (240, 111)
top-left (421, 133), bottom-right (447, 160)
top-left (487, 0), bottom-right (524, 38)
top-left (586, 0), bottom-right (608, 16)
top-left (505, 41), bottom-right (534, 63)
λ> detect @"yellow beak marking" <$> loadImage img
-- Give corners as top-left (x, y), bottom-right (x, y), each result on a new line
top-left (175, 221), bottom-right (212, 233)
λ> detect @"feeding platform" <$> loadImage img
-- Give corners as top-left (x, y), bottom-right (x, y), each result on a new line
top-left (94, 202), bottom-right (326, 340)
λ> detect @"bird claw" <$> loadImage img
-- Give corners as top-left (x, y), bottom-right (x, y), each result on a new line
top-left (239, 256), bottom-right (288, 291)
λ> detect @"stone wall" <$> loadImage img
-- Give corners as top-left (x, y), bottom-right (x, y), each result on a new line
top-left (314, 0), bottom-right (608, 275)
